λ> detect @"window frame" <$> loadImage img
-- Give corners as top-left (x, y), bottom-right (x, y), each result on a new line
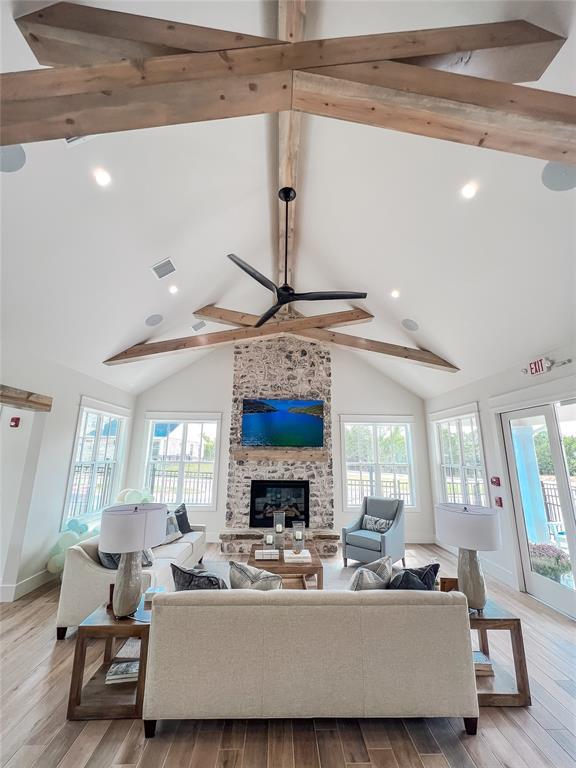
top-left (430, 407), bottom-right (488, 507)
top-left (340, 415), bottom-right (417, 512)
top-left (143, 412), bottom-right (222, 511)
top-left (62, 397), bottom-right (130, 528)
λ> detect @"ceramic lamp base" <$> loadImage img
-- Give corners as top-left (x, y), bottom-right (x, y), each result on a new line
top-left (113, 551), bottom-right (142, 618)
top-left (457, 548), bottom-right (487, 611)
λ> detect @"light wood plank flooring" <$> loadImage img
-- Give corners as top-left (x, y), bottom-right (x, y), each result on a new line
top-left (1, 544), bottom-right (575, 768)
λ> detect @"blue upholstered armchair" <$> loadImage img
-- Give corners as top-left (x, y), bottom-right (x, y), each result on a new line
top-left (342, 497), bottom-right (405, 567)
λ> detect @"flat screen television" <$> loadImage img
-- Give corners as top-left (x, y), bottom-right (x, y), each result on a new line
top-left (241, 398), bottom-right (324, 448)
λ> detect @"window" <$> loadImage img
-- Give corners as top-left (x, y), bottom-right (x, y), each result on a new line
top-left (434, 413), bottom-right (487, 505)
top-left (64, 403), bottom-right (127, 523)
top-left (144, 416), bottom-right (220, 507)
top-left (342, 420), bottom-right (415, 508)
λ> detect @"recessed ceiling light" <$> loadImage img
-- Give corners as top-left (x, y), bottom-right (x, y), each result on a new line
top-left (93, 167), bottom-right (112, 187)
top-left (402, 318), bottom-right (419, 331)
top-left (390, 289), bottom-right (400, 299)
top-left (541, 161), bottom-right (576, 191)
top-left (168, 285), bottom-right (179, 294)
top-left (461, 181), bottom-right (478, 199)
top-left (145, 314), bottom-right (164, 327)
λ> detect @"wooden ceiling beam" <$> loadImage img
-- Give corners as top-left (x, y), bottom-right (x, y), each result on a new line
top-left (104, 307), bottom-right (372, 365)
top-left (3, 21), bottom-right (563, 101)
top-left (16, 2), bottom-right (283, 66)
top-left (194, 305), bottom-right (459, 372)
top-left (293, 64), bottom-right (576, 164)
top-left (277, 0), bottom-right (306, 287)
top-left (1, 70), bottom-right (292, 146)
top-left (0, 385), bottom-right (53, 412)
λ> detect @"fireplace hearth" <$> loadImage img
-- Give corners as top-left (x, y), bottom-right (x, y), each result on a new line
top-left (249, 480), bottom-right (310, 528)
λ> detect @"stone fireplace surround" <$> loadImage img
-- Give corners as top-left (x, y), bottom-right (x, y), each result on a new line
top-left (219, 335), bottom-right (339, 556)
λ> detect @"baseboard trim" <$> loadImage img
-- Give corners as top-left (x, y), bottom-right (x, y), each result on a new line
top-left (0, 569), bottom-right (57, 603)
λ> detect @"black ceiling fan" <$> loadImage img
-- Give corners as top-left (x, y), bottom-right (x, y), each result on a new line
top-left (227, 187), bottom-right (368, 327)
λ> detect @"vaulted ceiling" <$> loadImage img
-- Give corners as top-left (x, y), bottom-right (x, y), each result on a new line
top-left (1, 0), bottom-right (575, 398)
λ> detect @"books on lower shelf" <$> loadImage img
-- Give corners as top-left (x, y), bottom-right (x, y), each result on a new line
top-left (105, 661), bottom-right (139, 685)
top-left (473, 651), bottom-right (494, 677)
top-left (254, 549), bottom-right (280, 560)
top-left (283, 549), bottom-right (312, 563)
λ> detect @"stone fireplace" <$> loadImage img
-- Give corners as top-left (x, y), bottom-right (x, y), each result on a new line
top-left (249, 479), bottom-right (310, 528)
top-left (219, 335), bottom-right (339, 556)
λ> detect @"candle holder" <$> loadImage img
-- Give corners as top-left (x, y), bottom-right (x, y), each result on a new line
top-left (263, 532), bottom-right (275, 550)
top-left (292, 521), bottom-right (305, 553)
top-left (273, 511), bottom-right (285, 550)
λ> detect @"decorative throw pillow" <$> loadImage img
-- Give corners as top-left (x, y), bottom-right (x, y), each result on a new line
top-left (173, 503), bottom-right (192, 534)
top-left (171, 563), bottom-right (228, 591)
top-left (164, 510), bottom-right (183, 544)
top-left (349, 567), bottom-right (389, 591)
top-left (362, 514), bottom-right (393, 533)
top-left (388, 563), bottom-right (440, 591)
top-left (229, 561), bottom-right (282, 591)
top-left (98, 549), bottom-right (154, 570)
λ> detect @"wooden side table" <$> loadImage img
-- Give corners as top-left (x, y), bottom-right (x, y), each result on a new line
top-left (439, 579), bottom-right (531, 707)
top-left (67, 599), bottom-right (151, 720)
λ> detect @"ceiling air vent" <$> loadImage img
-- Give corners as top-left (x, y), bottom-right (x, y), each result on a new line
top-left (151, 259), bottom-right (176, 279)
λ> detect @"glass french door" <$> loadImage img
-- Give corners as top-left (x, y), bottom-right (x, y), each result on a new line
top-left (502, 401), bottom-right (576, 617)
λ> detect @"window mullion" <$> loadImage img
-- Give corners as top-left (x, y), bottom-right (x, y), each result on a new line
top-left (179, 423), bottom-right (187, 502)
top-left (85, 413), bottom-right (102, 516)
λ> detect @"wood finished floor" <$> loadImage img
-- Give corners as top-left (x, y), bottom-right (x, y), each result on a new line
top-left (1, 544), bottom-right (575, 768)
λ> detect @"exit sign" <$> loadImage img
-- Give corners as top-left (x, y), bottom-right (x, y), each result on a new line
top-left (527, 357), bottom-right (549, 376)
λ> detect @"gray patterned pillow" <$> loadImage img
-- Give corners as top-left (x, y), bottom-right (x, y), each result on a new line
top-left (349, 567), bottom-right (388, 591)
top-left (98, 549), bottom-right (154, 569)
top-left (362, 514), bottom-right (393, 533)
top-left (361, 555), bottom-right (393, 582)
top-left (229, 561), bottom-right (282, 591)
top-left (171, 563), bottom-right (227, 590)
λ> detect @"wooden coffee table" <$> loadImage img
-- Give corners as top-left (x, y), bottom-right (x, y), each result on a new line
top-left (247, 544), bottom-right (324, 589)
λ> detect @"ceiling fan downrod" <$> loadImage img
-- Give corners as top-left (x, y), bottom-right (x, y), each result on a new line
top-left (278, 186), bottom-right (296, 287)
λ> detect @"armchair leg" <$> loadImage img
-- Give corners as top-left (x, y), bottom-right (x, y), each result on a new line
top-left (56, 627), bottom-right (67, 640)
top-left (343, 557), bottom-right (348, 567)
top-left (144, 720), bottom-right (157, 738)
top-left (401, 557), bottom-right (406, 568)
top-left (463, 717), bottom-right (478, 735)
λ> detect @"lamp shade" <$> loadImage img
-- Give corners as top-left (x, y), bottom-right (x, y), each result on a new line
top-left (435, 503), bottom-right (501, 551)
top-left (99, 504), bottom-right (167, 553)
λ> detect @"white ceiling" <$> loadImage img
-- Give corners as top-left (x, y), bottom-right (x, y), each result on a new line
top-left (1, 0), bottom-right (575, 398)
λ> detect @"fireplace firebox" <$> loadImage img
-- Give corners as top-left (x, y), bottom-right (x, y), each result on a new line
top-left (249, 480), bottom-right (310, 528)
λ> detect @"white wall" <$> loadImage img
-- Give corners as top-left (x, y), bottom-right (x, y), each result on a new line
top-left (126, 342), bottom-right (435, 543)
top-left (425, 343), bottom-right (576, 588)
top-left (1, 349), bottom-right (134, 599)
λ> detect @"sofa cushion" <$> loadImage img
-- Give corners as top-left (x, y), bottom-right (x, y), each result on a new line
top-left (345, 529), bottom-right (381, 552)
top-left (229, 561), bottom-right (282, 591)
top-left (151, 541), bottom-right (193, 565)
top-left (388, 563), bottom-right (440, 591)
top-left (171, 563), bottom-right (227, 591)
top-left (362, 514), bottom-right (393, 533)
top-left (179, 531), bottom-right (204, 550)
top-left (174, 504), bottom-right (192, 534)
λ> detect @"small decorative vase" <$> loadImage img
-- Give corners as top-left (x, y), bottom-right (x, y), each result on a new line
top-left (273, 512), bottom-right (285, 550)
top-left (292, 521), bottom-right (305, 553)
top-left (457, 548), bottom-right (487, 612)
top-left (113, 551), bottom-right (142, 618)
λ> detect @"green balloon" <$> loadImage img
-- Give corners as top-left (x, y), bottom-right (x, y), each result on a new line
top-left (47, 553), bottom-right (65, 573)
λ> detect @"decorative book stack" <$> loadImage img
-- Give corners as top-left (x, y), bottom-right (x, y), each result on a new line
top-left (284, 549), bottom-right (312, 563)
top-left (105, 661), bottom-right (139, 685)
top-left (255, 549), bottom-right (280, 560)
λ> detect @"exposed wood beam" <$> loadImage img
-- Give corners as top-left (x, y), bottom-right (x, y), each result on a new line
top-left (277, 0), bottom-right (306, 286)
top-left (1, 70), bottom-right (292, 146)
top-left (194, 305), bottom-right (459, 371)
top-left (104, 308), bottom-right (372, 365)
top-left (293, 65), bottom-right (576, 163)
top-left (0, 385), bottom-right (53, 412)
top-left (16, 2), bottom-right (283, 66)
top-left (6, 20), bottom-right (563, 101)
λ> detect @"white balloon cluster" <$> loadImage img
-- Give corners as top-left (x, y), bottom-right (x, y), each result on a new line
top-left (116, 488), bottom-right (154, 504)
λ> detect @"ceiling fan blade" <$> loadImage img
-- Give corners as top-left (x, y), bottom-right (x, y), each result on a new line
top-left (227, 253), bottom-right (277, 293)
top-left (291, 291), bottom-right (368, 301)
top-left (254, 303), bottom-right (284, 327)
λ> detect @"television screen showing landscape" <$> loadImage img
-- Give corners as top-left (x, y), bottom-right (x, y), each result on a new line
top-left (241, 399), bottom-right (324, 447)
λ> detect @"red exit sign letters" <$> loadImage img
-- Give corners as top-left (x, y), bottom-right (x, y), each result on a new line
top-left (527, 357), bottom-right (548, 376)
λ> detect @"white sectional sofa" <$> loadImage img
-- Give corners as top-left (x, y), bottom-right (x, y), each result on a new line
top-left (143, 588), bottom-right (479, 736)
top-left (56, 526), bottom-right (206, 637)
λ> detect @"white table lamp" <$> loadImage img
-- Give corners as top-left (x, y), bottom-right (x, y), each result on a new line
top-left (100, 504), bottom-right (167, 618)
top-left (435, 503), bottom-right (501, 612)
